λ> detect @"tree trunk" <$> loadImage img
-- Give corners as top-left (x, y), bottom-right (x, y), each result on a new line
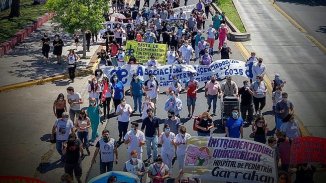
top-left (9, 0), bottom-right (20, 18)
top-left (82, 30), bottom-right (87, 58)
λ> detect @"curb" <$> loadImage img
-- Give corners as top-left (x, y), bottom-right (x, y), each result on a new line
top-left (211, 3), bottom-right (251, 42)
top-left (234, 42), bottom-right (311, 137)
top-left (0, 45), bottom-right (103, 93)
top-left (272, 1), bottom-right (326, 54)
top-left (0, 12), bottom-right (54, 57)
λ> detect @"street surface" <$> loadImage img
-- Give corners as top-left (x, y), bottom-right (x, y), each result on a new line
top-left (234, 0), bottom-right (326, 138)
top-left (276, 0), bottom-right (326, 47)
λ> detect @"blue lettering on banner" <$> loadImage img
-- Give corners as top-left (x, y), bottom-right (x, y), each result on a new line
top-left (110, 67), bottom-right (129, 84)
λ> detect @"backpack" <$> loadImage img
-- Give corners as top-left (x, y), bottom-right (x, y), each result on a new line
top-left (193, 116), bottom-right (200, 131)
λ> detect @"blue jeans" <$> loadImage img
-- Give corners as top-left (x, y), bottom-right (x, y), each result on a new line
top-left (56, 140), bottom-right (66, 156)
top-left (133, 95), bottom-right (142, 113)
top-left (77, 131), bottom-right (89, 148)
top-left (207, 94), bottom-right (218, 113)
top-left (100, 161), bottom-right (113, 174)
top-left (197, 131), bottom-right (210, 136)
top-left (146, 136), bottom-right (158, 160)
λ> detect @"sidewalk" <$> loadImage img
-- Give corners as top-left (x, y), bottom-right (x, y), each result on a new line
top-left (233, 0), bottom-right (326, 137)
top-left (0, 20), bottom-right (101, 88)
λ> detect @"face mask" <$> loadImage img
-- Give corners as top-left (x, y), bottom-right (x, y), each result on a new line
top-left (133, 128), bottom-right (137, 133)
top-left (90, 102), bottom-right (96, 106)
top-left (121, 102), bottom-right (126, 106)
top-left (131, 157), bottom-right (137, 162)
top-left (275, 76), bottom-right (280, 80)
top-left (103, 136), bottom-right (109, 143)
top-left (168, 115), bottom-right (172, 119)
top-left (223, 45), bottom-right (227, 48)
top-left (169, 95), bottom-right (174, 100)
top-left (165, 128), bottom-right (170, 133)
top-left (113, 77), bottom-right (118, 81)
top-left (190, 77), bottom-right (194, 81)
top-left (282, 98), bottom-right (287, 102)
top-left (232, 112), bottom-right (238, 119)
top-left (150, 77), bottom-right (154, 81)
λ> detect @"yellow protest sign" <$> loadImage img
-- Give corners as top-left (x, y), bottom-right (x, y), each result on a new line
top-left (124, 41), bottom-right (168, 64)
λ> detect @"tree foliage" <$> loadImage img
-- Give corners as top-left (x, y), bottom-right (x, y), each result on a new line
top-left (46, 0), bottom-right (109, 34)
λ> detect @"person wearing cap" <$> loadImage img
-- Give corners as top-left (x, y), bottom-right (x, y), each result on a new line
top-left (116, 48), bottom-right (126, 67)
top-left (272, 73), bottom-right (286, 92)
top-left (252, 58), bottom-right (266, 80)
top-left (221, 76), bottom-right (238, 97)
top-left (124, 122), bottom-right (145, 160)
top-left (275, 92), bottom-right (294, 131)
top-left (123, 150), bottom-right (146, 181)
top-left (251, 75), bottom-right (267, 116)
top-left (130, 74), bottom-right (144, 113)
top-left (52, 112), bottom-right (75, 160)
top-left (148, 155), bottom-right (170, 183)
top-left (87, 98), bottom-right (101, 145)
top-left (92, 129), bottom-right (118, 174)
top-left (225, 108), bottom-right (244, 138)
top-left (178, 40), bottom-right (194, 64)
top-left (185, 73), bottom-right (199, 118)
top-left (147, 55), bottom-right (158, 67)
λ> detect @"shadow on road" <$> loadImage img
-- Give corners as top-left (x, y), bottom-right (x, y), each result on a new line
top-left (316, 26), bottom-right (326, 34)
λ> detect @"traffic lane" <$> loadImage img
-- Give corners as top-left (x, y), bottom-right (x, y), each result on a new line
top-left (0, 76), bottom-right (96, 182)
top-left (276, 0), bottom-right (326, 47)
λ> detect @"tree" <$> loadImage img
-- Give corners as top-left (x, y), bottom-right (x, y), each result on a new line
top-left (9, 0), bottom-right (20, 18)
top-left (46, 0), bottom-right (109, 58)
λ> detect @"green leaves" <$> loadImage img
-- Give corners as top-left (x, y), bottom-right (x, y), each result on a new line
top-left (46, 0), bottom-right (109, 34)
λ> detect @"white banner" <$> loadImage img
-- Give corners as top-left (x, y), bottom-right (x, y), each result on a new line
top-left (101, 59), bottom-right (251, 87)
top-left (173, 4), bottom-right (196, 13)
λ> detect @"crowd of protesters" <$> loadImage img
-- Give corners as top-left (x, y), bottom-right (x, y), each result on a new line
top-left (50, 0), bottom-right (316, 183)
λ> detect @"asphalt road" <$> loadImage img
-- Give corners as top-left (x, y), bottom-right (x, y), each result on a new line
top-left (275, 0), bottom-right (326, 47)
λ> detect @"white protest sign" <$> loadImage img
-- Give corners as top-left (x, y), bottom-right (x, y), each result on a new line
top-left (184, 136), bottom-right (277, 183)
top-left (101, 59), bottom-right (251, 87)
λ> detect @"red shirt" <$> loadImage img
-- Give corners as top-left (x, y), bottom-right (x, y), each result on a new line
top-left (186, 80), bottom-right (198, 98)
top-left (110, 44), bottom-right (119, 56)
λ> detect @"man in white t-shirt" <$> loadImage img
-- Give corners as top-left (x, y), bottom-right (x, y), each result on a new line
top-left (124, 122), bottom-right (145, 160)
top-left (52, 112), bottom-right (75, 160)
top-left (116, 98), bottom-right (133, 142)
top-left (66, 86), bottom-right (83, 122)
top-left (145, 74), bottom-right (159, 114)
top-left (178, 41), bottom-right (194, 64)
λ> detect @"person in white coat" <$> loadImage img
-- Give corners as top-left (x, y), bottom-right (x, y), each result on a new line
top-left (124, 122), bottom-right (146, 160)
top-left (159, 124), bottom-right (176, 170)
top-left (174, 125), bottom-right (191, 170)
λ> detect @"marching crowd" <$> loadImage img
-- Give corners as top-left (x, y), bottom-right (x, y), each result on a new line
top-left (49, 0), bottom-right (315, 183)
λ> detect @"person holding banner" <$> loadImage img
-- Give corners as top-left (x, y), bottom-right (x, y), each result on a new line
top-left (175, 125), bottom-right (191, 170)
top-left (159, 124), bottom-right (176, 170)
top-left (225, 108), bottom-right (244, 138)
top-left (185, 73), bottom-right (199, 117)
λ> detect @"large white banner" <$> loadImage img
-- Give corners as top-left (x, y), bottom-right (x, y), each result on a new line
top-left (173, 4), bottom-right (196, 13)
top-left (101, 59), bottom-right (252, 87)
